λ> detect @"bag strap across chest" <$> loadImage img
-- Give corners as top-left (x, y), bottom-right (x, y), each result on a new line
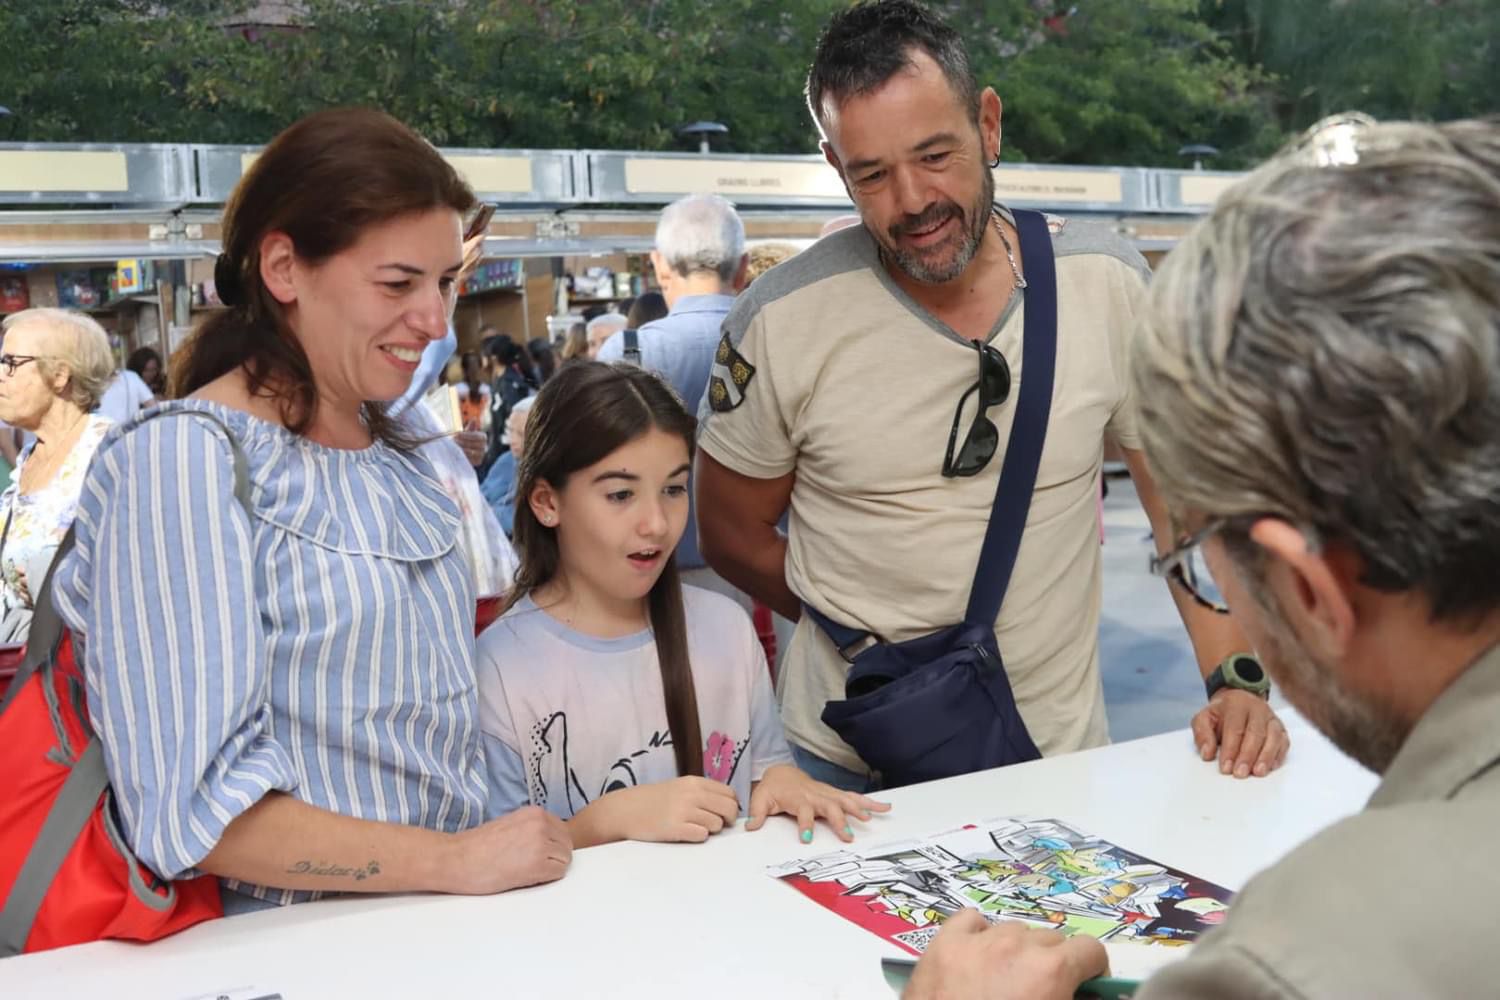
top-left (806, 208), bottom-right (1058, 654)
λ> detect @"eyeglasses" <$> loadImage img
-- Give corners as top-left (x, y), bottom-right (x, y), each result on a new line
top-left (0, 354), bottom-right (42, 378)
top-left (942, 340), bottom-right (1011, 478)
top-left (1149, 519), bottom-right (1231, 614)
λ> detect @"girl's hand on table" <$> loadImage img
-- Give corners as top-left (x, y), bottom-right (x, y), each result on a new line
top-left (746, 764), bottom-right (891, 844)
top-left (611, 776), bottom-right (743, 843)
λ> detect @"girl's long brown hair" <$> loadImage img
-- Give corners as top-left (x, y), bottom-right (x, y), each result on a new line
top-left (505, 361), bottom-right (704, 778)
top-left (173, 107), bottom-right (477, 448)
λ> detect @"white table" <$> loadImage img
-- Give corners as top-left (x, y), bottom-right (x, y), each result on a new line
top-left (3, 718), bottom-right (1376, 1000)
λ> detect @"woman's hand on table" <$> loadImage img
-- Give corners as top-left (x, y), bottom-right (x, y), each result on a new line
top-left (746, 764), bottom-right (891, 844)
top-left (445, 805), bottom-right (572, 893)
top-left (906, 909), bottom-right (1107, 1000)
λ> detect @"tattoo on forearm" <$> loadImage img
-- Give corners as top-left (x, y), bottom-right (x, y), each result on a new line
top-left (284, 859), bottom-right (382, 881)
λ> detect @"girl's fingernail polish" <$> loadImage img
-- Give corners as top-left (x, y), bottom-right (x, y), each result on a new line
top-left (843, 826), bottom-right (854, 837)
top-left (801, 830), bottom-right (813, 843)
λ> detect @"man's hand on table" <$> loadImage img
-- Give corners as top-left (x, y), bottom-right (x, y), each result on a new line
top-left (905, 909), bottom-right (1107, 1000)
top-left (1191, 690), bottom-right (1290, 778)
top-left (746, 763), bottom-right (891, 844)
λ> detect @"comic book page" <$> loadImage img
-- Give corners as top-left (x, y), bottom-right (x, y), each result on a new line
top-left (769, 818), bottom-right (1233, 957)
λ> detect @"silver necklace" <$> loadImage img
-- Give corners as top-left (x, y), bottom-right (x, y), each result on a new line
top-left (993, 214), bottom-right (1027, 291)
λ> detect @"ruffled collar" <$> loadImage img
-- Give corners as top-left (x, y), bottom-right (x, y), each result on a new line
top-left (138, 400), bottom-right (458, 562)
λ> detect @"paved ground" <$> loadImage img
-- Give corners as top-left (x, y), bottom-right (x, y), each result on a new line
top-left (1099, 475), bottom-right (1295, 742)
top-left (1097, 475), bottom-right (1205, 742)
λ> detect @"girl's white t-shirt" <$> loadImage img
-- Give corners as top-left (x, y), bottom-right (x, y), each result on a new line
top-left (477, 587), bottom-right (793, 820)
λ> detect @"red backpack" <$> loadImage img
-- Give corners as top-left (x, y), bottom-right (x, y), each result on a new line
top-left (0, 412), bottom-right (239, 956)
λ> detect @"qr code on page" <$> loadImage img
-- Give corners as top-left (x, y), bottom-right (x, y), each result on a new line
top-left (893, 926), bottom-right (942, 953)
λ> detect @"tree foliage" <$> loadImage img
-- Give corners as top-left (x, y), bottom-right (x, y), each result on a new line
top-left (0, 0), bottom-right (1492, 168)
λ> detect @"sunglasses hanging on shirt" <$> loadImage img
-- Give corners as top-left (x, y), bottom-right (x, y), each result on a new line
top-left (941, 339), bottom-right (1012, 478)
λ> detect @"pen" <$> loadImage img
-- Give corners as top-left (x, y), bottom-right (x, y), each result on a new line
top-left (880, 956), bottom-right (1141, 999)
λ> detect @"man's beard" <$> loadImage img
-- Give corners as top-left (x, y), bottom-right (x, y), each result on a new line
top-left (876, 166), bottom-right (995, 285)
top-left (1249, 586), bottom-right (1409, 774)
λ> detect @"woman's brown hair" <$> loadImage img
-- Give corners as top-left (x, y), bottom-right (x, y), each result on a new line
top-left (504, 361), bottom-right (704, 778)
top-left (174, 107), bottom-right (477, 447)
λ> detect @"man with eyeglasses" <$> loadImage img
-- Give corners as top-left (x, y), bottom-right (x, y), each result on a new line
top-left (694, 0), bottom-right (1285, 792)
top-left (907, 115), bottom-right (1500, 999)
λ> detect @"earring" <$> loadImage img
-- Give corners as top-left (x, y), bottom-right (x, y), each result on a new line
top-left (988, 151), bottom-right (1001, 169)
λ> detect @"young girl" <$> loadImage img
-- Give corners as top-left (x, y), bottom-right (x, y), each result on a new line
top-left (477, 361), bottom-right (889, 847)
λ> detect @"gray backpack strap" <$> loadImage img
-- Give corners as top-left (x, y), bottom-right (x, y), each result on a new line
top-left (0, 737), bottom-right (107, 957)
top-left (0, 407), bottom-right (251, 958)
top-left (623, 328), bottom-right (642, 367)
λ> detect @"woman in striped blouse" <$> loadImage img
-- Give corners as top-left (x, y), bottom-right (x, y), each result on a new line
top-left (52, 108), bottom-right (571, 914)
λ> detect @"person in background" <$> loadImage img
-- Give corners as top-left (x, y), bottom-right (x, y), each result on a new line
top-left (95, 363), bottom-right (155, 426)
top-left (624, 291), bottom-right (668, 331)
top-left (585, 312), bottom-right (628, 359)
top-left (559, 322), bottom-right (590, 363)
top-left (527, 337), bottom-right (557, 383)
top-left (743, 243), bottom-right (801, 287)
top-left (126, 346), bottom-right (166, 397)
top-left (0, 308), bottom-right (116, 646)
top-left (52, 108), bottom-right (571, 916)
top-left (909, 116), bottom-right (1500, 1000)
top-left (455, 350), bottom-right (492, 434)
top-left (479, 395), bottom-right (533, 537)
top-left (476, 361), bottom-right (888, 846)
top-left (478, 332), bottom-right (536, 477)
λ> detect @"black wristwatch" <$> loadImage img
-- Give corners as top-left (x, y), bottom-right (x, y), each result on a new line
top-left (1205, 653), bottom-right (1270, 700)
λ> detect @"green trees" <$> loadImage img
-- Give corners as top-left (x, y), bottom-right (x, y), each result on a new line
top-left (0, 0), bottom-right (1491, 167)
top-left (1208, 0), bottom-right (1499, 133)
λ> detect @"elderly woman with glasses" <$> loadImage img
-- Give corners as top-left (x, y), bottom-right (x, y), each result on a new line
top-left (0, 308), bottom-right (116, 646)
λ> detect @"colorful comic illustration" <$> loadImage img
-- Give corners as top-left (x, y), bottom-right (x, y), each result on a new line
top-left (768, 818), bottom-right (1233, 956)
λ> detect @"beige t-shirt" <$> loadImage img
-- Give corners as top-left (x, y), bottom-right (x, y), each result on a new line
top-left (698, 210), bottom-right (1150, 774)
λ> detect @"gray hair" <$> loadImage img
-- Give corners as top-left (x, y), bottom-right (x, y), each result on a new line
top-left (1, 307), bottom-right (117, 412)
top-left (585, 312), bottom-right (628, 337)
top-left (1132, 118), bottom-right (1500, 622)
top-left (654, 195), bottom-right (745, 284)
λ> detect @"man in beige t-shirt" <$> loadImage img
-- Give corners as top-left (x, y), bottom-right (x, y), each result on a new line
top-left (695, 0), bottom-right (1286, 789)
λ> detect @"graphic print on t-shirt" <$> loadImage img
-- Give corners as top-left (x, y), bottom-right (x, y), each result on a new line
top-left (525, 709), bottom-right (751, 814)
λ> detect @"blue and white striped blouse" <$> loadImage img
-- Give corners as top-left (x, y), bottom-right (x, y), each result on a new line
top-left (52, 401), bottom-right (488, 907)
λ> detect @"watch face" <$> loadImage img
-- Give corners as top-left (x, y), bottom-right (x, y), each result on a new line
top-left (1232, 656), bottom-right (1265, 685)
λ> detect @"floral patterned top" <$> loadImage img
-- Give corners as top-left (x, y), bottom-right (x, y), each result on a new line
top-left (0, 414), bottom-right (114, 645)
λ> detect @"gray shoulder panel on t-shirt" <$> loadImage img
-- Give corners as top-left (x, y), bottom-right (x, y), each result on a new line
top-left (721, 225), bottom-right (875, 347)
top-left (720, 212), bottom-right (1149, 351)
top-left (1048, 216), bottom-right (1153, 284)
